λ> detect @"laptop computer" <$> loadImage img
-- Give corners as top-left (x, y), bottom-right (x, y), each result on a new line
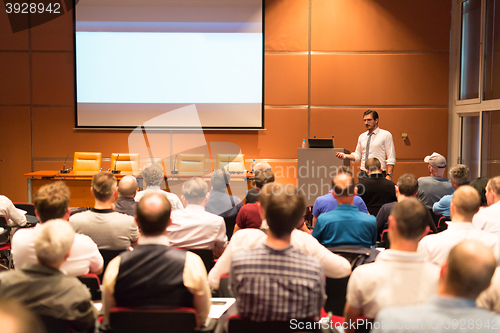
top-left (308, 138), bottom-right (334, 148)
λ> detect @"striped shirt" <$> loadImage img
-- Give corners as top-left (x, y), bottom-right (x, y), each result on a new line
top-left (230, 243), bottom-right (325, 321)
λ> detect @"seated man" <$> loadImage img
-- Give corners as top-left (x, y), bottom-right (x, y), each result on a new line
top-left (245, 162), bottom-right (272, 204)
top-left (312, 166), bottom-right (368, 227)
top-left (477, 267), bottom-right (500, 313)
top-left (473, 176), bottom-right (500, 241)
top-left (356, 158), bottom-right (396, 216)
top-left (312, 172), bottom-right (376, 248)
top-left (69, 172), bottom-right (138, 250)
top-left (134, 162), bottom-right (183, 210)
top-left (0, 220), bottom-right (97, 332)
top-left (0, 194), bottom-right (27, 227)
top-left (419, 185), bottom-right (500, 266)
top-left (12, 182), bottom-right (103, 276)
top-left (169, 178), bottom-right (227, 257)
top-left (417, 152), bottom-right (454, 209)
top-left (205, 168), bottom-right (243, 238)
top-left (114, 175), bottom-right (138, 216)
top-left (376, 174), bottom-right (437, 240)
top-left (343, 198), bottom-right (440, 332)
top-left (208, 183), bottom-right (351, 290)
top-left (230, 184), bottom-right (325, 321)
top-left (433, 164), bottom-right (470, 219)
top-left (372, 241), bottom-right (500, 333)
top-left (102, 192), bottom-right (210, 326)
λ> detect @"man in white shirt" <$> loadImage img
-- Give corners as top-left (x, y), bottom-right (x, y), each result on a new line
top-left (208, 183), bottom-right (351, 290)
top-left (134, 162), bottom-right (183, 210)
top-left (0, 195), bottom-right (27, 227)
top-left (343, 198), bottom-right (440, 332)
top-left (473, 176), bottom-right (500, 241)
top-left (336, 110), bottom-right (396, 181)
top-left (169, 178), bottom-right (227, 257)
top-left (12, 182), bottom-right (103, 276)
top-left (419, 185), bottom-right (500, 266)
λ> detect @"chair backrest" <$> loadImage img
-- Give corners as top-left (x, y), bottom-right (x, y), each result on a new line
top-left (216, 154), bottom-right (245, 172)
top-left (111, 153), bottom-right (140, 173)
top-left (186, 249), bottom-right (214, 273)
top-left (13, 202), bottom-right (35, 216)
top-left (98, 249), bottom-right (127, 282)
top-left (78, 274), bottom-right (101, 301)
top-left (228, 315), bottom-right (320, 333)
top-left (39, 315), bottom-right (72, 333)
top-left (109, 307), bottom-right (198, 333)
top-left (73, 152), bottom-right (102, 172)
top-left (176, 154), bottom-right (206, 175)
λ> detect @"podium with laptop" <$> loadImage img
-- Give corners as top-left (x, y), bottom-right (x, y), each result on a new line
top-left (298, 138), bottom-right (350, 206)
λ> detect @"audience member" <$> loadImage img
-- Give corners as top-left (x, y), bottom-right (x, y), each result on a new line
top-left (114, 175), bottom-right (138, 216)
top-left (0, 298), bottom-right (45, 333)
top-left (69, 172), bottom-right (138, 249)
top-left (12, 182), bottom-right (103, 276)
top-left (376, 174), bottom-right (437, 239)
top-left (419, 186), bottom-right (500, 266)
top-left (471, 176), bottom-right (489, 207)
top-left (312, 172), bottom-right (376, 248)
top-left (134, 162), bottom-right (183, 210)
top-left (168, 178), bottom-right (227, 257)
top-left (102, 192), bottom-right (210, 326)
top-left (230, 184), bottom-right (325, 321)
top-left (473, 176), bottom-right (500, 241)
top-left (372, 241), bottom-right (500, 333)
top-left (343, 198), bottom-right (439, 332)
top-left (245, 162), bottom-right (272, 204)
top-left (433, 164), bottom-right (470, 218)
top-left (312, 166), bottom-right (368, 227)
top-left (208, 183), bottom-right (351, 290)
top-left (477, 267), bottom-right (500, 313)
top-left (0, 220), bottom-right (97, 332)
top-left (356, 158), bottom-right (396, 215)
top-left (417, 152), bottom-right (454, 209)
top-left (0, 194), bottom-right (27, 227)
top-left (205, 168), bottom-right (243, 238)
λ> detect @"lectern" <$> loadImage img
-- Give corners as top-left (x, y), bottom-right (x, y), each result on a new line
top-left (297, 148), bottom-right (350, 205)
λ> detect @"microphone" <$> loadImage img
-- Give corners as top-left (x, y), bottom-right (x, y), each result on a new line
top-left (171, 155), bottom-right (178, 174)
top-left (111, 154), bottom-right (121, 174)
top-left (60, 154), bottom-right (70, 173)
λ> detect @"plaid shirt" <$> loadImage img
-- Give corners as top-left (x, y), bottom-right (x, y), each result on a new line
top-left (230, 243), bottom-right (325, 321)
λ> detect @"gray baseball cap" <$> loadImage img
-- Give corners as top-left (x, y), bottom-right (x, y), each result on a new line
top-left (424, 152), bottom-right (447, 168)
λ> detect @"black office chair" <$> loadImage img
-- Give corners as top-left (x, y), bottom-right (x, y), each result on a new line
top-left (78, 274), bottom-right (101, 301)
top-left (13, 202), bottom-right (35, 216)
top-left (98, 249), bottom-right (127, 282)
top-left (0, 215), bottom-right (13, 270)
top-left (40, 315), bottom-right (95, 333)
top-left (187, 249), bottom-right (215, 273)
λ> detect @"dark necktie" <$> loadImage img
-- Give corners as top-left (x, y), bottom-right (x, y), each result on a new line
top-left (365, 132), bottom-right (374, 162)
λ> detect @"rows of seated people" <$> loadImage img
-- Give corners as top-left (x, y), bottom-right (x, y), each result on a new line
top-left (0, 155), bottom-right (500, 333)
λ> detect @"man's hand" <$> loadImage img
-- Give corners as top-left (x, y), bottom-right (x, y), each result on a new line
top-left (336, 152), bottom-right (346, 159)
top-left (386, 175), bottom-right (392, 181)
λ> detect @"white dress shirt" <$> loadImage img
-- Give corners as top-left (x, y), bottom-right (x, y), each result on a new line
top-left (0, 195), bottom-right (27, 227)
top-left (473, 201), bottom-right (500, 242)
top-left (352, 128), bottom-right (396, 171)
top-left (418, 222), bottom-right (500, 266)
top-left (134, 187), bottom-right (184, 210)
top-left (12, 223), bottom-right (103, 276)
top-left (207, 227), bottom-right (351, 289)
top-left (168, 204), bottom-right (227, 253)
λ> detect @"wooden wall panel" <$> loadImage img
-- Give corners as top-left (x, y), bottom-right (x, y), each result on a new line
top-left (0, 107), bottom-right (32, 200)
top-left (310, 108), bottom-right (449, 160)
top-left (30, 10), bottom-right (73, 51)
top-left (0, 10), bottom-right (29, 50)
top-left (265, 54), bottom-right (309, 105)
top-left (265, 0), bottom-right (308, 51)
top-left (32, 52), bottom-right (74, 105)
top-left (312, 0), bottom-right (451, 51)
top-left (311, 54), bottom-right (449, 106)
top-left (0, 53), bottom-right (30, 105)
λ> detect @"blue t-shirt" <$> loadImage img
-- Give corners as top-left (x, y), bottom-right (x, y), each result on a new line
top-left (312, 205), bottom-right (377, 248)
top-left (312, 191), bottom-right (368, 217)
top-left (432, 194), bottom-right (452, 218)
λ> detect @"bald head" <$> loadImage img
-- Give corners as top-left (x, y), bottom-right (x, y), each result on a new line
top-left (443, 240), bottom-right (496, 299)
top-left (450, 185), bottom-right (480, 221)
top-left (136, 192), bottom-right (171, 235)
top-left (118, 176), bottom-right (138, 198)
top-left (333, 173), bottom-right (355, 197)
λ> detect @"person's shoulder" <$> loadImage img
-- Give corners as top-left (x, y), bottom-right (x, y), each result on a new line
top-left (73, 233), bottom-right (98, 246)
top-left (378, 128), bottom-right (393, 136)
top-left (69, 210), bottom-right (91, 221)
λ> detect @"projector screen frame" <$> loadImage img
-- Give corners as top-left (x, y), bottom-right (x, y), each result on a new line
top-left (72, 0), bottom-right (265, 131)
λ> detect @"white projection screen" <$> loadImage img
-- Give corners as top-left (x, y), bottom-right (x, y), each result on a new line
top-left (75, 0), bottom-right (264, 129)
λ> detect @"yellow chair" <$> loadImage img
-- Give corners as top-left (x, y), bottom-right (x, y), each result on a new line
top-left (110, 153), bottom-right (140, 173)
top-left (175, 154), bottom-right (206, 175)
top-left (216, 154), bottom-right (245, 172)
top-left (73, 152), bottom-right (102, 172)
